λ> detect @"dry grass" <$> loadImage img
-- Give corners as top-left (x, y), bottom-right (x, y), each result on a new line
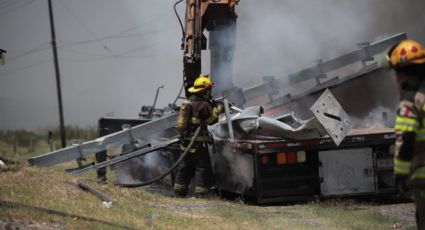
top-left (0, 140), bottom-right (417, 230)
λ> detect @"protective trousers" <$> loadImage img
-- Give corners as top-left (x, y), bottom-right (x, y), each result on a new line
top-left (174, 144), bottom-right (212, 197)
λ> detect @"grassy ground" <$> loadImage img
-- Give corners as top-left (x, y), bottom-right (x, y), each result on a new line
top-left (0, 139), bottom-right (417, 230)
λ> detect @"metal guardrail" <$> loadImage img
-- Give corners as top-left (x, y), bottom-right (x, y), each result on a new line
top-left (66, 138), bottom-right (180, 175)
top-left (223, 33), bottom-right (407, 107)
top-left (28, 113), bottom-right (178, 166)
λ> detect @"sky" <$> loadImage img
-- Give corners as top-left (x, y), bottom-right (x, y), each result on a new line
top-left (0, 0), bottom-right (424, 132)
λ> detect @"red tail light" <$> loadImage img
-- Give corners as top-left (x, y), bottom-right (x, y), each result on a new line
top-left (277, 152), bottom-right (287, 165)
top-left (287, 152), bottom-right (297, 164)
top-left (261, 155), bottom-right (269, 165)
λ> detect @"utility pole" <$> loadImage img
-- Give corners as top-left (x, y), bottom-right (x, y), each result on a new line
top-left (48, 0), bottom-right (66, 148)
top-left (0, 49), bottom-right (6, 65)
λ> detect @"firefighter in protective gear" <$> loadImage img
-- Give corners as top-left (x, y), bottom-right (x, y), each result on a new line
top-left (173, 75), bottom-right (224, 197)
top-left (389, 39), bottom-right (425, 229)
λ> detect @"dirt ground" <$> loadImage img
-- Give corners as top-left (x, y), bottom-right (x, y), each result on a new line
top-left (375, 203), bottom-right (416, 228)
top-left (0, 219), bottom-right (65, 230)
top-left (0, 157), bottom-right (419, 230)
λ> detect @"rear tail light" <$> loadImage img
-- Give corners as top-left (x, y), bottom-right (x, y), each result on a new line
top-left (274, 151), bottom-right (306, 165)
top-left (277, 152), bottom-right (287, 165)
top-left (261, 155), bottom-right (269, 165)
top-left (287, 152), bottom-right (297, 163)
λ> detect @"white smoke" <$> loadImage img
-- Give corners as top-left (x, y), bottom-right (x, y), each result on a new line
top-left (111, 129), bottom-right (178, 185)
top-left (233, 0), bottom-right (425, 89)
top-left (210, 142), bottom-right (254, 193)
top-left (351, 106), bottom-right (396, 129)
top-left (111, 149), bottom-right (173, 185)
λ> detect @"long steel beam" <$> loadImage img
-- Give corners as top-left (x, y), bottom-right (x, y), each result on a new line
top-left (28, 113), bottom-right (178, 166)
top-left (223, 33), bottom-right (406, 106)
top-left (68, 138), bottom-right (179, 175)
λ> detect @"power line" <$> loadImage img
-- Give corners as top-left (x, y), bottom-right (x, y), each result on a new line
top-left (59, 42), bottom-right (156, 58)
top-left (0, 59), bottom-right (52, 77)
top-left (0, 0), bottom-right (34, 18)
top-left (56, 0), bottom-right (126, 68)
top-left (0, 0), bottom-right (29, 15)
top-left (0, 1), bottom-right (164, 81)
top-left (0, 0), bottom-right (24, 9)
top-left (61, 55), bottom-right (152, 63)
top-left (3, 1), bottom-right (165, 67)
top-left (58, 30), bottom-right (159, 48)
top-left (59, 46), bottom-right (112, 58)
top-left (56, 10), bottom-right (173, 48)
top-left (4, 29), bottom-right (158, 67)
top-left (5, 30), bottom-right (158, 63)
top-left (55, 0), bottom-right (160, 86)
top-left (113, 43), bottom-right (156, 56)
top-left (7, 42), bottom-right (51, 63)
top-left (105, 17), bottom-right (162, 37)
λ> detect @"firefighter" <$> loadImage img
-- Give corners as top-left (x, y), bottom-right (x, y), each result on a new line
top-left (173, 75), bottom-right (224, 197)
top-left (389, 39), bottom-right (425, 229)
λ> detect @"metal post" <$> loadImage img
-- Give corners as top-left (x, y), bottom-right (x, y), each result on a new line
top-left (30, 138), bottom-right (35, 153)
top-left (48, 0), bottom-right (66, 148)
top-left (148, 85), bottom-right (164, 118)
top-left (47, 131), bottom-right (53, 152)
top-left (224, 99), bottom-right (235, 143)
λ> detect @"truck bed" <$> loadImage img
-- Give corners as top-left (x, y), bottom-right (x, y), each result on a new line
top-left (212, 127), bottom-right (396, 203)
top-left (348, 127), bottom-right (394, 136)
top-left (229, 127), bottom-right (395, 147)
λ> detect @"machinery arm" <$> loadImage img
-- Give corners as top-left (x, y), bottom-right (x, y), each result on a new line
top-left (182, 0), bottom-right (238, 97)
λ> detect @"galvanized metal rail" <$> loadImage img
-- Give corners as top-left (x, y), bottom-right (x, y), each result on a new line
top-left (28, 113), bottom-right (178, 167)
top-left (264, 63), bottom-right (381, 110)
top-left (223, 33), bottom-right (407, 107)
top-left (67, 138), bottom-right (179, 175)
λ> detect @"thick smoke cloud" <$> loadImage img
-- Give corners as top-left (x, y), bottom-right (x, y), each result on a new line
top-left (232, 0), bottom-right (425, 88)
top-left (0, 0), bottom-right (424, 131)
top-left (210, 143), bottom-right (254, 193)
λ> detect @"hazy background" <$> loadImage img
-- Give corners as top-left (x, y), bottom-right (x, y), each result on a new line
top-left (1, 0), bottom-right (424, 131)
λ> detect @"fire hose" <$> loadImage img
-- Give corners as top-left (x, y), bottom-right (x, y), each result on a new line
top-left (118, 124), bottom-right (202, 188)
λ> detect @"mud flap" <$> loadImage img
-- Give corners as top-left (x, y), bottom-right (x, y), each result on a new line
top-left (310, 89), bottom-right (351, 146)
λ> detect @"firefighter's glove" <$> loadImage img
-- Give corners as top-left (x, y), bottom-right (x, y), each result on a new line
top-left (213, 104), bottom-right (224, 115)
top-left (395, 174), bottom-right (410, 195)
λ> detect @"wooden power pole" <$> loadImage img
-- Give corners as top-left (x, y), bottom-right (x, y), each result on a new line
top-left (48, 0), bottom-right (66, 148)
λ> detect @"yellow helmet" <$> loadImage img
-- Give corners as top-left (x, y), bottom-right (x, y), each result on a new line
top-left (188, 75), bottom-right (214, 93)
top-left (388, 39), bottom-right (425, 67)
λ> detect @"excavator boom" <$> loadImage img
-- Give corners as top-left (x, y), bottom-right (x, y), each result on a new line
top-left (182, 0), bottom-right (238, 96)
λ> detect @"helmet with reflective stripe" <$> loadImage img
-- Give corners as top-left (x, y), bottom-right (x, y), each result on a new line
top-left (388, 39), bottom-right (425, 67)
top-left (188, 75), bottom-right (214, 93)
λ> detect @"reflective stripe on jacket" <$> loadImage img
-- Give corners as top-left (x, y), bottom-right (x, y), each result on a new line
top-left (394, 87), bottom-right (425, 181)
